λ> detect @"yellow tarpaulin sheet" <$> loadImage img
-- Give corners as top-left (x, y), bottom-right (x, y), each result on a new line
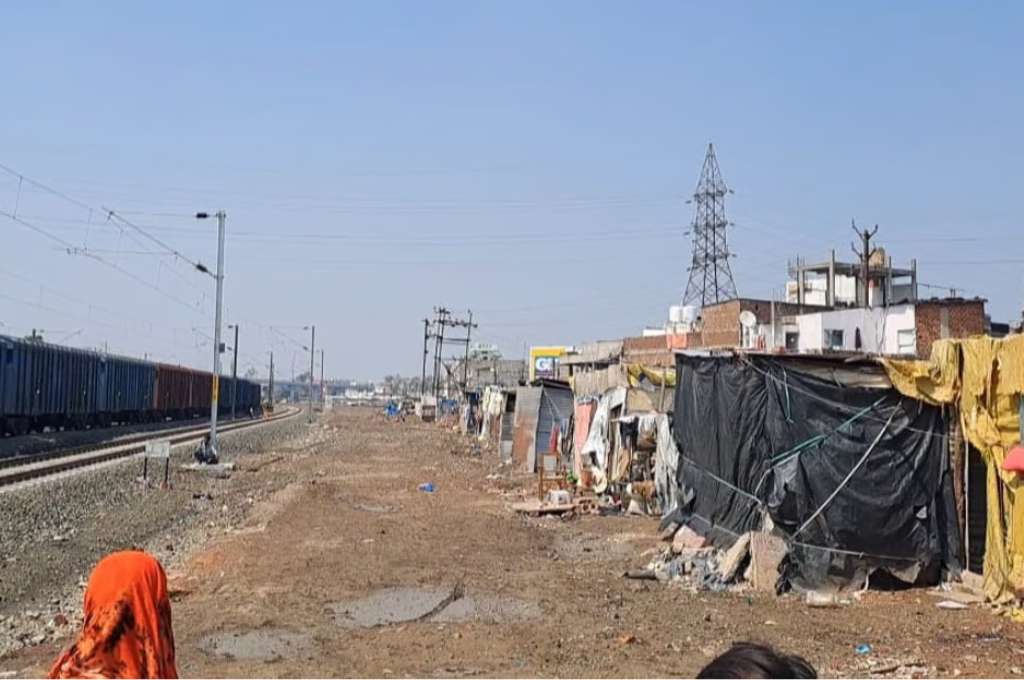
top-left (626, 364), bottom-right (676, 388)
top-left (882, 335), bottom-right (1024, 603)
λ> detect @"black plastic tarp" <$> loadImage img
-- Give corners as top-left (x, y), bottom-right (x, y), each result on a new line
top-left (671, 353), bottom-right (961, 591)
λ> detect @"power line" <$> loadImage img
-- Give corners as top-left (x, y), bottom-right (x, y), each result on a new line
top-left (103, 207), bottom-right (214, 278)
top-left (0, 162), bottom-right (213, 277)
top-left (1, 208), bottom-right (209, 317)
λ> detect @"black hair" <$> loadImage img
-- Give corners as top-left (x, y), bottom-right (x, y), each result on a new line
top-left (697, 642), bottom-right (817, 679)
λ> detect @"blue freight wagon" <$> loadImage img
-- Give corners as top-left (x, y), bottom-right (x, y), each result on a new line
top-left (1, 333), bottom-right (264, 437)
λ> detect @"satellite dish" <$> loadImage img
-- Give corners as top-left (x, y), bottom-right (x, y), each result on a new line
top-left (739, 310), bottom-right (757, 328)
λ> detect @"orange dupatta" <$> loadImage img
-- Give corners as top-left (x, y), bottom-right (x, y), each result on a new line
top-left (49, 551), bottom-right (177, 679)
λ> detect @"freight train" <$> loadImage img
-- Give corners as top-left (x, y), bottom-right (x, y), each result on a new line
top-left (0, 334), bottom-right (262, 437)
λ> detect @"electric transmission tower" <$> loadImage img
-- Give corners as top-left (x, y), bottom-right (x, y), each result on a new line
top-left (682, 143), bottom-right (738, 307)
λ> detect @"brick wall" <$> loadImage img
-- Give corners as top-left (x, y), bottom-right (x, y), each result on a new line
top-left (700, 300), bottom-right (742, 347)
top-left (915, 300), bottom-right (986, 358)
top-left (697, 299), bottom-right (827, 348)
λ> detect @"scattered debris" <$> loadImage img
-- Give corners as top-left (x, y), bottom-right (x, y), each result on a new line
top-left (936, 600), bottom-right (969, 610)
top-left (855, 643), bottom-right (873, 655)
top-left (716, 533), bottom-right (751, 582)
top-left (417, 482), bottom-right (436, 493)
top-left (671, 526), bottom-right (707, 554)
top-left (806, 590), bottom-right (841, 608)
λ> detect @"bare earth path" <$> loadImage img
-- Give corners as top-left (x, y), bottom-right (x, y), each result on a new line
top-left (6, 407), bottom-right (1024, 677)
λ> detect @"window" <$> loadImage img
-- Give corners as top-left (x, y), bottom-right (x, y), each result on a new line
top-left (823, 329), bottom-right (845, 350)
top-left (785, 332), bottom-right (799, 351)
top-left (897, 329), bottom-right (916, 354)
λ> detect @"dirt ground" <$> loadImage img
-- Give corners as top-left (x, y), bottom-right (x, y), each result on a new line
top-left (6, 407), bottom-right (1024, 678)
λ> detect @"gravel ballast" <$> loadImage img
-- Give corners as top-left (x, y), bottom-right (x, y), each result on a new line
top-left (0, 411), bottom-right (325, 658)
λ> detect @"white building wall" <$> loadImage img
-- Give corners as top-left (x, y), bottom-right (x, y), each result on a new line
top-left (794, 305), bottom-right (916, 355)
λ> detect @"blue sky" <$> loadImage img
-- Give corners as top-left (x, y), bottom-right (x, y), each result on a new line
top-left (1, 1), bottom-right (1021, 379)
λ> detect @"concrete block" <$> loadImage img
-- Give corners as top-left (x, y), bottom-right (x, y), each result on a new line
top-left (717, 533), bottom-right (751, 582)
top-left (750, 532), bottom-right (787, 592)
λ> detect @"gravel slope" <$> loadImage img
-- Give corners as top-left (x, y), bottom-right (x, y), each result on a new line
top-left (0, 412), bottom-right (314, 658)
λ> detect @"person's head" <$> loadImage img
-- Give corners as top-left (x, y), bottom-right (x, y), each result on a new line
top-left (697, 642), bottom-right (816, 679)
top-left (50, 551), bottom-right (177, 679)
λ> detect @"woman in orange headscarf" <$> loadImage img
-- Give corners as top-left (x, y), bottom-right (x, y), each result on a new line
top-left (50, 550), bottom-right (177, 679)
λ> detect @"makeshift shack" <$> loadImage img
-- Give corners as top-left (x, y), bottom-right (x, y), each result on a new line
top-left (511, 379), bottom-right (573, 473)
top-left (883, 335), bottom-right (1024, 603)
top-left (669, 351), bottom-right (962, 592)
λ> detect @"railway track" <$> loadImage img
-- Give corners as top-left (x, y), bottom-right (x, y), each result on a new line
top-left (0, 407), bottom-right (303, 489)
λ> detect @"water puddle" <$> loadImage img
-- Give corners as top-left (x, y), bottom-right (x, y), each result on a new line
top-left (331, 587), bottom-right (454, 627)
top-left (430, 594), bottom-right (541, 623)
top-left (199, 628), bottom-right (313, 662)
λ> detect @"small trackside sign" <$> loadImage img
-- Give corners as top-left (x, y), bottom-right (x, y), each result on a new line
top-left (145, 440), bottom-right (171, 459)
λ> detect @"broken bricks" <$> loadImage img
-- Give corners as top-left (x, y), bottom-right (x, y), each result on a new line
top-left (670, 526), bottom-right (707, 554)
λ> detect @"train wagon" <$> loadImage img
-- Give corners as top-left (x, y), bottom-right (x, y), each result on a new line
top-left (154, 364), bottom-right (208, 419)
top-left (0, 335), bottom-right (154, 435)
top-left (1, 334), bottom-right (264, 437)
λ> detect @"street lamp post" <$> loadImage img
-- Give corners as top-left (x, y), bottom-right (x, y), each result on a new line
top-left (195, 210), bottom-right (226, 457)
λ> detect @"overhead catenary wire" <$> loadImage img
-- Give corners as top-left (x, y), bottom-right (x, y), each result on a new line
top-left (0, 161), bottom-right (214, 278)
top-left (0, 208), bottom-right (209, 317)
top-left (102, 207), bottom-right (214, 277)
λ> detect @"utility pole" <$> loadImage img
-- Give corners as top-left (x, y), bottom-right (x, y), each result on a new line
top-left (268, 351), bottom-right (274, 412)
top-left (850, 220), bottom-right (879, 308)
top-left (308, 325), bottom-right (315, 423)
top-left (195, 210), bottom-right (226, 456)
top-left (420, 318), bottom-right (431, 396)
top-left (230, 324), bottom-right (239, 420)
top-left (320, 349), bottom-right (325, 409)
top-left (432, 307), bottom-right (449, 396)
top-left (462, 309), bottom-right (473, 392)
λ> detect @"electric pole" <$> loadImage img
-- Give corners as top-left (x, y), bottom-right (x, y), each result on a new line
top-left (195, 210), bottom-right (226, 456)
top-left (320, 349), bottom-right (325, 409)
top-left (230, 323), bottom-right (239, 420)
top-left (432, 307), bottom-right (449, 396)
top-left (851, 221), bottom-right (879, 308)
top-left (308, 325), bottom-right (315, 423)
top-left (420, 318), bottom-right (431, 396)
top-left (268, 351), bottom-right (274, 412)
top-left (462, 309), bottom-right (473, 392)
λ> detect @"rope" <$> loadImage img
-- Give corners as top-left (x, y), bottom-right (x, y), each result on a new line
top-left (750, 395), bottom-right (888, 497)
top-left (738, 355), bottom-right (942, 439)
top-left (684, 511), bottom-right (921, 563)
top-left (678, 456), bottom-right (764, 507)
top-left (792, 404), bottom-right (900, 538)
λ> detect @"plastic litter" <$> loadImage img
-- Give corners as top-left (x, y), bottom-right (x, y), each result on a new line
top-left (855, 643), bottom-right (872, 655)
top-left (936, 600), bottom-right (969, 610)
top-left (417, 482), bottom-right (436, 493)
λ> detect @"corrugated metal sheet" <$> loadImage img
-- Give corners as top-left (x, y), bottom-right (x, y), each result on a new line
top-left (533, 384), bottom-right (573, 473)
top-left (511, 386), bottom-right (541, 471)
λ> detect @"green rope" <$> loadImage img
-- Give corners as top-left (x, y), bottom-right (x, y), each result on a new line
top-left (769, 395), bottom-right (888, 466)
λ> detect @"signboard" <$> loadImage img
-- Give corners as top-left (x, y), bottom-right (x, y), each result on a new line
top-left (529, 346), bottom-right (566, 381)
top-left (534, 356), bottom-right (556, 379)
top-left (145, 440), bottom-right (171, 459)
top-left (142, 439), bottom-right (172, 486)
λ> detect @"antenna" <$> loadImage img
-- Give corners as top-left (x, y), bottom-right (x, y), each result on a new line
top-left (683, 143), bottom-right (738, 307)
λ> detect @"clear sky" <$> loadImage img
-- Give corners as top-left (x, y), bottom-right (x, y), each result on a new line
top-left (1, 1), bottom-right (1021, 379)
